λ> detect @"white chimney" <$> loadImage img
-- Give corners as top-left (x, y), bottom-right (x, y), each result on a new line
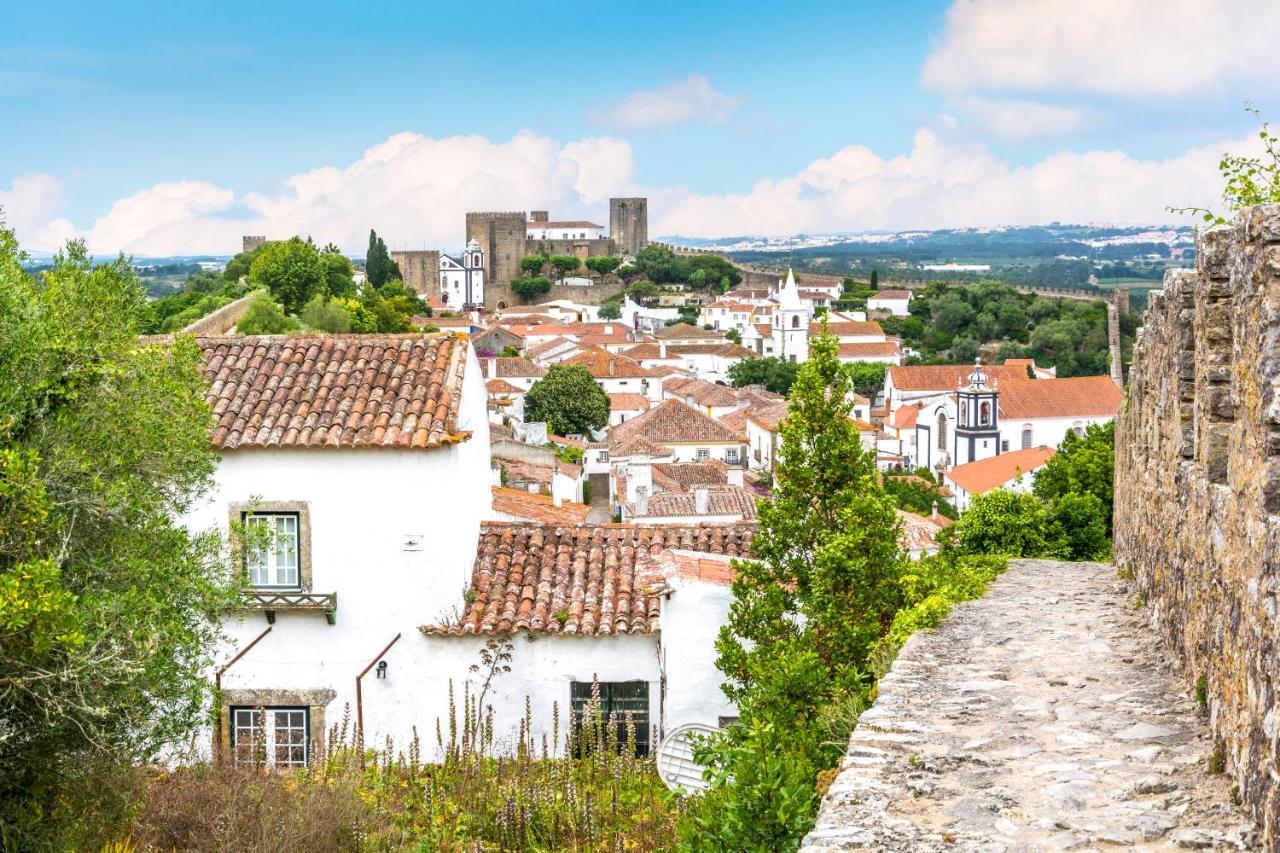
top-left (694, 486), bottom-right (710, 515)
top-left (553, 493), bottom-right (563, 507)
top-left (659, 340), bottom-right (667, 359)
top-left (485, 358), bottom-right (496, 379)
top-left (727, 468), bottom-right (744, 487)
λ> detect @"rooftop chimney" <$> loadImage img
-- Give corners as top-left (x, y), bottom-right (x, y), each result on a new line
top-left (553, 493), bottom-right (563, 507)
top-left (727, 468), bottom-right (744, 487)
top-left (694, 486), bottom-right (710, 515)
top-left (659, 340), bottom-right (667, 358)
top-left (485, 358), bottom-right (496, 379)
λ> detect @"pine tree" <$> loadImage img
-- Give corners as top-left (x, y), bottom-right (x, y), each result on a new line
top-left (366, 230), bottom-right (402, 288)
top-left (870, 268), bottom-right (879, 290)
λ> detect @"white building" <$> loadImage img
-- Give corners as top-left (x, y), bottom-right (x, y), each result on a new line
top-left (943, 446), bottom-right (1056, 511)
top-left (867, 289), bottom-right (913, 316)
top-left (439, 239), bottom-right (485, 309)
top-left (184, 332), bottom-right (756, 766)
top-left (527, 220), bottom-right (605, 240)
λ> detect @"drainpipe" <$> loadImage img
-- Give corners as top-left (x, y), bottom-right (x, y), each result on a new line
top-left (355, 632), bottom-right (402, 757)
top-left (213, 626), bottom-right (273, 762)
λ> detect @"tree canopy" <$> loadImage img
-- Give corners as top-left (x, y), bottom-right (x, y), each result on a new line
top-left (727, 356), bottom-right (801, 396)
top-left (248, 236), bottom-right (327, 315)
top-left (0, 224), bottom-right (237, 848)
top-left (1033, 421), bottom-right (1115, 533)
top-left (365, 230), bottom-right (402, 288)
top-left (524, 365), bottom-right (609, 436)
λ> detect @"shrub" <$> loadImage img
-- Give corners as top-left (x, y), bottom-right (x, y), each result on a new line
top-left (300, 294), bottom-right (353, 333)
top-left (511, 276), bottom-right (552, 302)
top-left (236, 294), bottom-right (299, 334)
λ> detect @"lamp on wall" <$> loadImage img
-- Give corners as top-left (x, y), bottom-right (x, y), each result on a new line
top-left (376, 660), bottom-right (388, 679)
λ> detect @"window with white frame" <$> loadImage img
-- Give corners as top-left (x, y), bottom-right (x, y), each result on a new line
top-left (230, 706), bottom-right (309, 768)
top-left (725, 448), bottom-right (740, 465)
top-left (696, 448), bottom-right (710, 462)
top-left (244, 512), bottom-right (300, 588)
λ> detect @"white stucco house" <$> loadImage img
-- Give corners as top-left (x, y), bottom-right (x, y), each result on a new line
top-left (944, 445), bottom-right (1055, 511)
top-left (867, 289), bottom-right (913, 316)
top-left (184, 332), bottom-right (756, 767)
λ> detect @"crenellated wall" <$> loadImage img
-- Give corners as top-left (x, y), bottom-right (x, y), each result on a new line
top-left (1115, 204), bottom-right (1280, 844)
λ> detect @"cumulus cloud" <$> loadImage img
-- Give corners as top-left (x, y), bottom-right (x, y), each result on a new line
top-left (14, 131), bottom-right (638, 255)
top-left (922, 0), bottom-right (1280, 97)
top-left (950, 97), bottom-right (1083, 140)
top-left (596, 75), bottom-right (741, 131)
top-left (653, 127), bottom-right (1239, 236)
top-left (0, 173), bottom-right (76, 250)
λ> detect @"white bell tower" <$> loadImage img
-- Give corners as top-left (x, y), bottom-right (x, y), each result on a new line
top-left (772, 268), bottom-right (809, 364)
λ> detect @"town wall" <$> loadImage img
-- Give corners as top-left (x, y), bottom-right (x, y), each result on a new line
top-left (1114, 204), bottom-right (1280, 844)
top-left (390, 249), bottom-right (439, 298)
top-left (180, 290), bottom-right (265, 335)
top-left (467, 212), bottom-right (527, 310)
top-left (525, 237), bottom-right (616, 263)
top-left (609, 197), bottom-right (648, 256)
top-left (242, 235), bottom-right (267, 254)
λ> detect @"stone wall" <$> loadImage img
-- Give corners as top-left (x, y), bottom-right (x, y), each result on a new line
top-left (1115, 203), bottom-right (1280, 844)
top-left (179, 290), bottom-right (264, 335)
top-left (609, 197), bottom-right (647, 256)
top-left (466, 211), bottom-right (527, 310)
top-left (390, 249), bottom-right (439, 298)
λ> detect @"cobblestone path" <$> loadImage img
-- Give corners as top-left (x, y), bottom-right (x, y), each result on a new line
top-left (802, 560), bottom-right (1260, 851)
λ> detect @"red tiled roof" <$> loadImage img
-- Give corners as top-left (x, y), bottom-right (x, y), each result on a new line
top-left (890, 404), bottom-right (921, 429)
top-left (889, 364), bottom-right (1029, 391)
top-left (998, 376), bottom-right (1124, 420)
top-left (812, 320), bottom-right (885, 337)
top-left (611, 399), bottom-right (744, 447)
top-left (652, 461), bottom-right (732, 492)
top-left (665, 376), bottom-right (739, 408)
top-left (744, 401), bottom-right (791, 433)
top-left (871, 290), bottom-right (912, 300)
top-left (527, 336), bottom-right (577, 359)
top-left (563, 347), bottom-right (653, 378)
top-left (838, 342), bottom-right (901, 358)
top-left (486, 378), bottom-right (523, 395)
top-left (897, 509), bottom-right (944, 552)
top-left (609, 392), bottom-right (651, 412)
top-left (484, 357), bottom-right (547, 378)
top-left (199, 333), bottom-right (469, 450)
top-left (420, 522), bottom-right (756, 636)
top-left (655, 323), bottom-right (723, 340)
top-left (636, 487), bottom-right (758, 520)
top-left (946, 446), bottom-right (1055, 494)
top-left (491, 487), bottom-right (590, 526)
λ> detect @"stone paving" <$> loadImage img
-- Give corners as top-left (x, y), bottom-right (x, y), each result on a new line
top-left (801, 560), bottom-right (1260, 851)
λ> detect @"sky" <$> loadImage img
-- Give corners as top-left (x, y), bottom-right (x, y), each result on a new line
top-left (1, 0), bottom-right (1277, 255)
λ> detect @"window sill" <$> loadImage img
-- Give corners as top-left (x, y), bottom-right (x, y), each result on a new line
top-left (243, 591), bottom-right (338, 625)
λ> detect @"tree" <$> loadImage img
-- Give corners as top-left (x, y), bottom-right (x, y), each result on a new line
top-left (950, 335), bottom-right (980, 364)
top-left (869, 269), bottom-right (879, 290)
top-left (840, 361), bottom-right (886, 400)
top-left (1048, 492), bottom-right (1109, 560)
top-left (952, 488), bottom-right (1057, 557)
top-left (248, 237), bottom-right (327, 315)
top-left (625, 279), bottom-right (659, 301)
top-left (520, 255), bottom-right (547, 275)
top-left (549, 254), bottom-right (581, 278)
top-left (300, 294), bottom-right (353, 333)
top-left (511, 276), bottom-right (552, 303)
top-left (1172, 103), bottom-right (1280, 224)
top-left (693, 332), bottom-right (902, 850)
top-left (598, 300), bottom-right (622, 320)
top-left (524, 365), bottom-right (610, 436)
top-left (584, 256), bottom-right (621, 277)
top-left (0, 227), bottom-right (237, 848)
top-left (632, 244), bottom-right (684, 283)
top-left (222, 243), bottom-right (264, 283)
top-left (1033, 421), bottom-right (1115, 532)
top-left (727, 356), bottom-right (801, 396)
top-left (237, 293), bottom-right (299, 334)
top-left (365, 230), bottom-right (401, 288)
top-left (321, 246), bottom-right (356, 298)
top-left (725, 328), bottom-right (742, 344)
top-left (499, 346), bottom-right (521, 358)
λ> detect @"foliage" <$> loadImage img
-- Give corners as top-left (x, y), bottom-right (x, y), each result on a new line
top-left (300, 294), bottom-right (353, 333)
top-left (1049, 492), bottom-right (1110, 561)
top-left (321, 244), bottom-right (356, 298)
top-left (525, 365), bottom-right (610, 436)
top-left (882, 469), bottom-right (958, 520)
top-left (511, 275), bottom-right (552, 303)
top-left (149, 291), bottom-right (234, 333)
top-left (125, 673), bottom-right (677, 851)
top-left (222, 243), bottom-right (265, 283)
top-left (598, 299), bottom-right (622, 320)
top-left (365, 230), bottom-right (401, 288)
top-left (499, 345), bottom-right (521, 358)
top-left (584, 255), bottom-right (621, 276)
top-left (675, 305), bottom-right (700, 326)
top-left (1172, 104), bottom-right (1280, 225)
top-left (951, 488), bottom-right (1056, 557)
top-left (0, 227), bottom-right (238, 849)
top-left (1033, 421), bottom-right (1115, 532)
top-left (630, 245), bottom-right (742, 290)
top-left (727, 356), bottom-right (801, 396)
top-left (724, 328), bottom-right (741, 344)
top-left (840, 361), bottom-right (886, 400)
top-left (236, 293), bottom-right (299, 334)
top-left (248, 236), bottom-right (327, 315)
top-left (552, 443), bottom-right (584, 465)
top-left (687, 333), bottom-right (902, 850)
top-left (549, 254), bottom-right (581, 277)
top-left (626, 279), bottom-right (660, 301)
top-left (520, 254), bottom-right (547, 275)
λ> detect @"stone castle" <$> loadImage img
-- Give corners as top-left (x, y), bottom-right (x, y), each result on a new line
top-left (1116, 204), bottom-right (1280, 843)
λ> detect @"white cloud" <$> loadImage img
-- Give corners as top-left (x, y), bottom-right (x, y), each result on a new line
top-left (922, 0), bottom-right (1280, 97)
top-left (653, 127), bottom-right (1241, 236)
top-left (15, 131), bottom-right (637, 255)
top-left (0, 173), bottom-right (76, 250)
top-left (951, 97), bottom-right (1082, 140)
top-left (597, 75), bottom-right (740, 131)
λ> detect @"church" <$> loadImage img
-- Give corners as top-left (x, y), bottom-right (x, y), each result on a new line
top-left (438, 238), bottom-right (485, 309)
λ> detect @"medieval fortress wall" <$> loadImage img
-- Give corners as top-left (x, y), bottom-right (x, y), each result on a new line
top-left (1115, 203), bottom-right (1280, 841)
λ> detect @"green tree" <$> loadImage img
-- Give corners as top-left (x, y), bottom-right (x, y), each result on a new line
top-left (584, 255), bottom-right (621, 276)
top-left (725, 328), bottom-right (742, 344)
top-left (365, 230), bottom-right (401, 288)
top-left (0, 227), bottom-right (238, 848)
top-left (840, 361), bottom-right (886, 400)
top-left (521, 255), bottom-right (548, 275)
top-left (511, 276), bottom-right (552, 303)
top-left (321, 245), bottom-right (356, 298)
top-left (625, 279), bottom-right (660, 301)
top-left (598, 299), bottom-right (622, 320)
top-left (952, 489), bottom-right (1058, 557)
top-left (524, 365), bottom-right (609, 435)
top-left (950, 335), bottom-right (980, 363)
top-left (222, 243), bottom-right (264, 283)
top-left (1048, 492), bottom-right (1109, 560)
top-left (237, 293), bottom-right (299, 334)
top-left (632, 244), bottom-right (684, 283)
top-left (300, 294), bottom-right (353, 333)
top-left (692, 333), bottom-right (902, 851)
top-left (499, 345), bottom-right (521, 358)
top-left (1173, 103), bottom-right (1280, 224)
top-left (869, 268), bottom-right (879, 290)
top-left (727, 356), bottom-right (801, 396)
top-left (1033, 421), bottom-right (1115, 532)
top-left (248, 237), bottom-right (327, 315)
top-left (549, 254), bottom-right (581, 277)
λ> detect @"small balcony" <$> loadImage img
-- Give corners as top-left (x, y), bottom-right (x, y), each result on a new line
top-left (244, 591), bottom-right (338, 625)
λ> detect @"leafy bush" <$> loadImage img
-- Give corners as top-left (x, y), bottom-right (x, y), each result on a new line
top-left (1033, 421), bottom-right (1114, 532)
top-left (585, 255), bottom-right (621, 276)
top-left (951, 488), bottom-right (1055, 557)
top-left (511, 276), bottom-right (552, 302)
top-left (237, 294), bottom-right (299, 334)
top-left (249, 236), bottom-right (327, 315)
top-left (727, 356), bottom-right (801, 396)
top-left (526, 365), bottom-right (609, 435)
top-left (300, 294), bottom-right (353, 333)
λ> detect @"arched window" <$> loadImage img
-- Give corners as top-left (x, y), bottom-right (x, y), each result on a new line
top-left (979, 401), bottom-right (991, 426)
top-left (959, 401), bottom-right (968, 423)
top-left (1021, 425), bottom-right (1033, 449)
top-left (791, 315), bottom-right (799, 328)
top-left (936, 413), bottom-right (947, 451)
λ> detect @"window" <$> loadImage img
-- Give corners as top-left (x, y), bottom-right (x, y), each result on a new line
top-left (791, 315), bottom-right (800, 328)
top-left (230, 707), bottom-right (309, 768)
top-left (696, 448), bottom-right (710, 462)
top-left (1021, 426), bottom-right (1033, 449)
top-left (1072, 422), bottom-right (1084, 437)
top-left (979, 400), bottom-right (991, 426)
top-left (570, 681), bottom-right (650, 755)
top-left (598, 450), bottom-right (609, 462)
top-left (725, 448), bottom-right (739, 465)
top-left (245, 513), bottom-right (300, 588)
top-left (1001, 439), bottom-right (1009, 452)
top-left (936, 413), bottom-right (948, 451)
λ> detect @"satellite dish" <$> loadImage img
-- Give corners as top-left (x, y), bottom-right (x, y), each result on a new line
top-left (656, 723), bottom-right (719, 793)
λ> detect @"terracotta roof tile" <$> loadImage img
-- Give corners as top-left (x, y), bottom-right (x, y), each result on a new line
top-left (421, 522), bottom-right (756, 636)
top-left (839, 341), bottom-right (901, 358)
top-left (812, 320), bottom-right (885, 337)
top-left (636, 487), bottom-right (758, 520)
top-left (484, 357), bottom-right (547, 379)
top-left (609, 392), bottom-right (651, 412)
top-left (889, 364), bottom-right (1029, 391)
top-left (655, 323), bottom-right (724, 340)
top-left (198, 333), bottom-right (469, 450)
top-left (562, 347), bottom-right (654, 378)
top-left (998, 376), bottom-right (1123, 419)
top-left (664, 376), bottom-right (739, 408)
top-left (486, 378), bottom-right (524, 395)
top-left (945, 446), bottom-right (1055, 494)
top-left (611, 399), bottom-right (744, 448)
top-left (871, 289), bottom-right (912, 300)
top-left (652, 461), bottom-right (732, 492)
top-left (491, 487), bottom-right (591, 526)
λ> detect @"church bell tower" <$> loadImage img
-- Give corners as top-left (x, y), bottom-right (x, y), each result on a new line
top-left (954, 360), bottom-right (1000, 466)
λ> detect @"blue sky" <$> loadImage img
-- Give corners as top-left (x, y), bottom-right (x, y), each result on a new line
top-left (2, 0), bottom-right (1277, 254)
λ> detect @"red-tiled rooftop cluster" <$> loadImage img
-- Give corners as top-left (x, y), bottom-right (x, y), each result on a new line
top-left (421, 522), bottom-right (756, 636)
top-left (199, 333), bottom-right (469, 449)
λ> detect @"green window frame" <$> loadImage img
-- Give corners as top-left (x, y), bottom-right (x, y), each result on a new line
top-left (569, 680), bottom-right (651, 756)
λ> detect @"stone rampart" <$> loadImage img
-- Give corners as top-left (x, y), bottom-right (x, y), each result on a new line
top-left (1115, 204), bottom-right (1280, 844)
top-left (179, 290), bottom-right (264, 335)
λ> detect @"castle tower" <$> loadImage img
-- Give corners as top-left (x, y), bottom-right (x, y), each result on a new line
top-left (772, 269), bottom-right (809, 364)
top-left (242, 235), bottom-right (267, 254)
top-left (466, 212), bottom-right (527, 309)
top-left (609, 197), bottom-right (648, 256)
top-left (953, 360), bottom-right (1000, 466)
